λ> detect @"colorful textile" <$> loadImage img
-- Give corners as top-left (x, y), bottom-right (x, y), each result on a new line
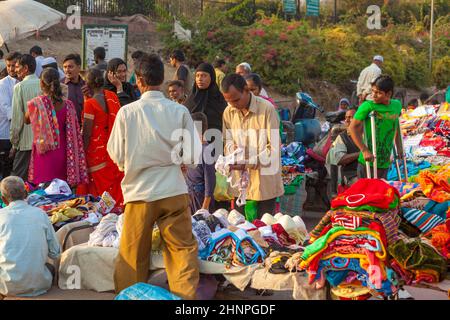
top-left (415, 165), bottom-right (450, 203)
top-left (301, 226), bottom-right (386, 267)
top-left (388, 238), bottom-right (447, 282)
top-left (331, 179), bottom-right (400, 210)
top-left (424, 200), bottom-right (449, 220)
top-left (28, 96), bottom-right (60, 154)
top-left (401, 207), bottom-right (445, 234)
top-left (386, 181), bottom-right (420, 197)
top-left (426, 224), bottom-right (450, 260)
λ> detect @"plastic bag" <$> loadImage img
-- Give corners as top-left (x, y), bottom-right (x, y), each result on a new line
top-left (115, 283), bottom-right (182, 300)
top-left (244, 200), bottom-right (258, 222)
top-left (213, 172), bottom-right (234, 202)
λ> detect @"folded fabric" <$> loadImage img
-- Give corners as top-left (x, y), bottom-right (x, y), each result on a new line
top-left (271, 223), bottom-right (297, 247)
top-left (387, 161), bottom-right (431, 182)
top-left (401, 207), bottom-right (445, 234)
top-left (331, 179), bottom-right (400, 210)
top-left (301, 226), bottom-right (387, 268)
top-left (192, 219), bottom-right (212, 251)
top-left (427, 224), bottom-right (450, 260)
top-left (424, 200), bottom-right (449, 220)
top-left (388, 237), bottom-right (447, 281)
top-left (416, 165), bottom-right (450, 203)
top-left (386, 181), bottom-right (421, 197)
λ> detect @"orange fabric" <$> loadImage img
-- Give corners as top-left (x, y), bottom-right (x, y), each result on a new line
top-left (79, 90), bottom-right (124, 206)
top-left (416, 164), bottom-right (450, 203)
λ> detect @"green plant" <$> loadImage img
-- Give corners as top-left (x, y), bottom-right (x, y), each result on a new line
top-left (432, 56), bottom-right (450, 89)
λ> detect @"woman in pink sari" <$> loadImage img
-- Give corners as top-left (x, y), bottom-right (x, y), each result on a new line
top-left (25, 68), bottom-right (88, 187)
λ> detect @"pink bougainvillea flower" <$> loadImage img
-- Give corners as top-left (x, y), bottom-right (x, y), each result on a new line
top-left (255, 29), bottom-right (265, 37)
top-left (279, 33), bottom-right (288, 41)
top-left (261, 18), bottom-right (272, 26)
top-left (248, 29), bottom-right (256, 37)
top-left (207, 31), bottom-right (215, 40)
top-left (263, 53), bottom-right (274, 61)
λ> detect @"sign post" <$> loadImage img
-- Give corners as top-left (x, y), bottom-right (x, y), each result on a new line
top-left (306, 0), bottom-right (320, 17)
top-left (82, 24), bottom-right (128, 70)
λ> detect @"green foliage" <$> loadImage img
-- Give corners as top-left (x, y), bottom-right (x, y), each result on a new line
top-left (225, 0), bottom-right (257, 26)
top-left (159, 4), bottom-right (449, 94)
top-left (432, 56), bottom-right (450, 90)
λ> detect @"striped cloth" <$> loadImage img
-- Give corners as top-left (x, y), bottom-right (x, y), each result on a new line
top-left (401, 207), bottom-right (445, 234)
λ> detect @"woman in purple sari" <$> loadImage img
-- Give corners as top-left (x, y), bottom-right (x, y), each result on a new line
top-left (25, 68), bottom-right (88, 187)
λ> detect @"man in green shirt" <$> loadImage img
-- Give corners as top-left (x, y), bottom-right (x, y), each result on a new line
top-left (10, 54), bottom-right (41, 181)
top-left (349, 75), bottom-right (403, 179)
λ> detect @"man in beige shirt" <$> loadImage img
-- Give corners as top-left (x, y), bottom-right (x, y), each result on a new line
top-left (107, 53), bottom-right (201, 299)
top-left (221, 74), bottom-right (284, 218)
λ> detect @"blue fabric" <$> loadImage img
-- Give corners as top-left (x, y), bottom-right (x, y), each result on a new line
top-left (281, 142), bottom-right (306, 166)
top-left (326, 270), bottom-right (349, 287)
top-left (115, 283), bottom-right (182, 300)
top-left (387, 160), bottom-right (431, 181)
top-left (424, 201), bottom-right (449, 220)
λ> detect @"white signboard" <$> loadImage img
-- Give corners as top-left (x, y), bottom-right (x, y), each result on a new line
top-left (82, 24), bottom-right (128, 70)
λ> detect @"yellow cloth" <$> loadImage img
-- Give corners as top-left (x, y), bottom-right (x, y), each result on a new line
top-left (331, 284), bottom-right (371, 299)
top-left (49, 208), bottom-right (83, 224)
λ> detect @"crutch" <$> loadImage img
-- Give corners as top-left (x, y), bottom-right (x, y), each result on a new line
top-left (393, 124), bottom-right (409, 182)
top-left (364, 111), bottom-right (378, 179)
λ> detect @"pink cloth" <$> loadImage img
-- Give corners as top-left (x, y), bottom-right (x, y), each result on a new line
top-left (29, 105), bottom-right (68, 185)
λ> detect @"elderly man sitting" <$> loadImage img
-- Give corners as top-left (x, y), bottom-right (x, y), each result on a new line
top-left (0, 176), bottom-right (60, 299)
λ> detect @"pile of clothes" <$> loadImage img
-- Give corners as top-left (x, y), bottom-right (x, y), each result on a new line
top-left (21, 179), bottom-right (121, 229)
top-left (193, 209), bottom-right (308, 269)
top-left (300, 179), bottom-right (402, 300)
top-left (400, 103), bottom-right (450, 164)
top-left (281, 142), bottom-right (307, 185)
top-left (387, 165), bottom-right (450, 283)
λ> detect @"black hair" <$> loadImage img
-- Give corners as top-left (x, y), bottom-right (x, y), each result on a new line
top-left (221, 73), bottom-right (247, 93)
top-left (106, 58), bottom-right (127, 73)
top-left (29, 45), bottom-right (43, 56)
top-left (41, 68), bottom-right (63, 104)
top-left (213, 59), bottom-right (226, 69)
top-left (17, 54), bottom-right (36, 74)
top-left (407, 98), bottom-right (419, 108)
top-left (245, 73), bottom-right (262, 89)
top-left (0, 49), bottom-right (3, 59)
top-left (371, 75), bottom-right (394, 95)
top-left (135, 53), bottom-right (164, 86)
top-left (168, 80), bottom-right (184, 88)
top-left (419, 92), bottom-right (430, 101)
top-left (132, 50), bottom-right (145, 60)
top-left (86, 68), bottom-right (105, 89)
top-left (169, 50), bottom-right (185, 62)
top-left (63, 53), bottom-right (81, 66)
top-left (191, 112), bottom-right (208, 135)
top-left (5, 52), bottom-right (21, 62)
top-left (93, 47), bottom-right (106, 60)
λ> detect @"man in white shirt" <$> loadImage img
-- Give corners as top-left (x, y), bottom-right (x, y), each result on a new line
top-left (107, 53), bottom-right (201, 300)
top-left (30, 45), bottom-right (45, 78)
top-left (357, 55), bottom-right (383, 105)
top-left (0, 176), bottom-right (60, 299)
top-left (0, 52), bottom-right (21, 179)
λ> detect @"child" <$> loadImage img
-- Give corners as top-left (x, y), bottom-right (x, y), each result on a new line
top-left (349, 75), bottom-right (403, 179)
top-left (185, 112), bottom-right (216, 213)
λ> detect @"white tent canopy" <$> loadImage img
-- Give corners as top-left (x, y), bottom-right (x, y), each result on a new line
top-left (0, 0), bottom-right (66, 47)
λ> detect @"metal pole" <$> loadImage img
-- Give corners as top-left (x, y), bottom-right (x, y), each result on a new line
top-left (334, 0), bottom-right (337, 23)
top-left (429, 0), bottom-right (434, 70)
top-left (370, 111), bottom-right (378, 179)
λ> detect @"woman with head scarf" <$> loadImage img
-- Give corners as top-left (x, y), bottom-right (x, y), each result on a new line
top-left (24, 68), bottom-right (88, 187)
top-left (104, 58), bottom-right (137, 107)
top-left (185, 63), bottom-right (227, 132)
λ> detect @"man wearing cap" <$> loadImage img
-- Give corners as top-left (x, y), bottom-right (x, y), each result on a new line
top-left (41, 57), bottom-right (65, 81)
top-left (356, 55), bottom-right (383, 105)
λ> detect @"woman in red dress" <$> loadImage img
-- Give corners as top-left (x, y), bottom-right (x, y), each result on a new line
top-left (78, 68), bottom-right (124, 207)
